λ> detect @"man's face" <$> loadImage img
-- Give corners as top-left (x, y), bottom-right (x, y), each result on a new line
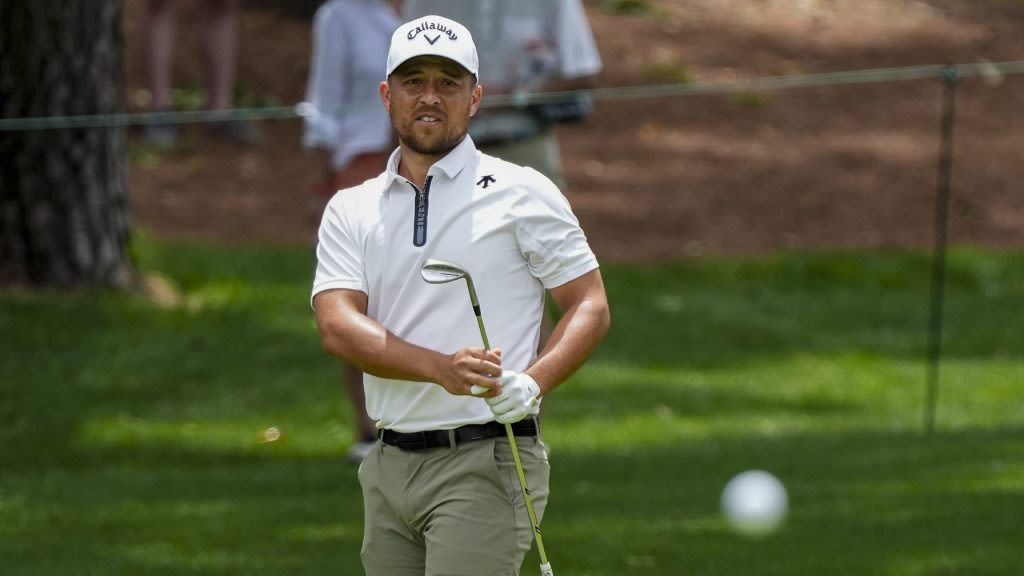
top-left (381, 56), bottom-right (482, 158)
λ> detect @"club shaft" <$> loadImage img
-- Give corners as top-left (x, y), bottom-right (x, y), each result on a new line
top-left (475, 314), bottom-right (490, 350)
top-left (466, 277), bottom-right (552, 573)
top-left (506, 424), bottom-right (551, 567)
top-left (465, 276), bottom-right (486, 348)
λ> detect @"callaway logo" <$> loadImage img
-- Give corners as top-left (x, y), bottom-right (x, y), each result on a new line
top-left (407, 20), bottom-right (458, 44)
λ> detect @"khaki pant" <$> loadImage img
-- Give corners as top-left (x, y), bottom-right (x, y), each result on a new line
top-left (358, 434), bottom-right (550, 576)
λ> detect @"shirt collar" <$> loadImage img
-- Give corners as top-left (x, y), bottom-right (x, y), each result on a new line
top-left (384, 135), bottom-right (478, 189)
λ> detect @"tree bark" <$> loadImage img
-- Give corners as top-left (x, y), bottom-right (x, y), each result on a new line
top-left (0, 0), bottom-right (132, 288)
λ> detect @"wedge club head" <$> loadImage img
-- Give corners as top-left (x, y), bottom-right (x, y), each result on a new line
top-left (420, 258), bottom-right (487, 348)
top-left (420, 258), bottom-right (469, 284)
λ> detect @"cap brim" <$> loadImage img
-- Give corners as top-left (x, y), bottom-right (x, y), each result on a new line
top-left (389, 58), bottom-right (476, 78)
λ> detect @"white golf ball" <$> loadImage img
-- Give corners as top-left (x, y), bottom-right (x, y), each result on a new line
top-left (721, 470), bottom-right (788, 537)
top-left (262, 426), bottom-right (281, 443)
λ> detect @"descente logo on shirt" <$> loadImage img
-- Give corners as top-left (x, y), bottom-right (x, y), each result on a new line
top-left (406, 20), bottom-right (458, 43)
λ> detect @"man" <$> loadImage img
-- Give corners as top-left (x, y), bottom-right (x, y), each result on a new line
top-left (311, 15), bottom-right (610, 575)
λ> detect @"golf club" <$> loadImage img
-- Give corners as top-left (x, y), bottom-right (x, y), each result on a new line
top-left (420, 258), bottom-right (554, 576)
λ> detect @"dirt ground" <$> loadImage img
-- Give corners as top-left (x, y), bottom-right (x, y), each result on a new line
top-left (122, 0), bottom-right (1024, 262)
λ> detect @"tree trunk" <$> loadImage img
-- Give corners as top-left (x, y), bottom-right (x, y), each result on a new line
top-left (0, 0), bottom-right (132, 288)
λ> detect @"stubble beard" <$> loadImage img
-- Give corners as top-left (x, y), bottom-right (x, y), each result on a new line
top-left (401, 128), bottom-right (464, 156)
top-left (392, 110), bottom-right (469, 157)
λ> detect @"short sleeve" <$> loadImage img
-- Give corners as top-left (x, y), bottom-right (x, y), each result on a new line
top-left (513, 170), bottom-right (599, 289)
top-left (311, 195), bottom-right (368, 308)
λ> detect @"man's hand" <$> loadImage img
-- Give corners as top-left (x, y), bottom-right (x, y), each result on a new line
top-left (481, 371), bottom-right (541, 424)
top-left (436, 347), bottom-right (502, 396)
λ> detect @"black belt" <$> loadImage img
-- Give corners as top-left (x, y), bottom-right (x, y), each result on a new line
top-left (380, 419), bottom-right (538, 452)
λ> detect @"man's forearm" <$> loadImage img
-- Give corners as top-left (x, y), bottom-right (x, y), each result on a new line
top-left (318, 303), bottom-right (444, 383)
top-left (314, 289), bottom-right (503, 397)
top-left (526, 295), bottom-right (610, 396)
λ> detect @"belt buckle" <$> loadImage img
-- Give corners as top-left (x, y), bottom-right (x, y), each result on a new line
top-left (397, 431), bottom-right (427, 451)
top-left (434, 430), bottom-right (453, 449)
top-left (458, 424), bottom-right (488, 443)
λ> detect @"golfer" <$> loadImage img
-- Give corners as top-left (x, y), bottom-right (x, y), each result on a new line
top-left (311, 14), bottom-right (610, 575)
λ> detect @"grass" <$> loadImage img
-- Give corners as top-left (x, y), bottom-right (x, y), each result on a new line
top-left (731, 91), bottom-right (767, 108)
top-left (644, 59), bottom-right (694, 86)
top-left (599, 0), bottom-right (654, 15)
top-left (1, 237), bottom-right (1022, 575)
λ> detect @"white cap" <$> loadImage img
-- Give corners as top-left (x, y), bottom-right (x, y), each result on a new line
top-left (386, 15), bottom-right (479, 79)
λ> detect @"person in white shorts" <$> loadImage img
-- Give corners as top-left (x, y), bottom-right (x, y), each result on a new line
top-left (311, 14), bottom-right (610, 575)
top-left (301, 0), bottom-right (402, 462)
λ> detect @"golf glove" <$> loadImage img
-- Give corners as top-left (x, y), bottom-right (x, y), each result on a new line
top-left (486, 371), bottom-right (541, 424)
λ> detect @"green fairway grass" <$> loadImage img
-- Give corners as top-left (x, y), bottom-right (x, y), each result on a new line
top-left (1, 238), bottom-right (1022, 575)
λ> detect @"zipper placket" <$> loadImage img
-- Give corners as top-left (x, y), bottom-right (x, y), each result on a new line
top-left (412, 175), bottom-right (433, 247)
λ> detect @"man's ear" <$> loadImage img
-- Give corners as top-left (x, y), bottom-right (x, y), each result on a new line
top-left (469, 84), bottom-right (482, 117)
top-left (379, 80), bottom-right (391, 113)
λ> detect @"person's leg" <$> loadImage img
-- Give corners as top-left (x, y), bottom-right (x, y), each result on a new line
top-left (343, 362), bottom-right (377, 461)
top-left (359, 444), bottom-right (427, 576)
top-left (142, 0), bottom-right (178, 145)
top-left (420, 437), bottom-right (550, 576)
top-left (202, 0), bottom-right (238, 112)
top-left (202, 0), bottom-right (260, 143)
top-left (144, 0), bottom-right (174, 110)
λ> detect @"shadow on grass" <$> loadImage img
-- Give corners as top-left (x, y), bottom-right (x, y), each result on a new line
top-left (0, 446), bottom-right (365, 575)
top-left (0, 291), bottom-right (332, 467)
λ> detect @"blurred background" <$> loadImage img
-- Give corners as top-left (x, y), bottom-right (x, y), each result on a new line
top-left (2, 0), bottom-right (1023, 574)
top-left (111, 0), bottom-right (1024, 258)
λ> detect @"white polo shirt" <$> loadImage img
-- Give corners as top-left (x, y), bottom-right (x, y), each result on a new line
top-left (311, 136), bottom-right (598, 432)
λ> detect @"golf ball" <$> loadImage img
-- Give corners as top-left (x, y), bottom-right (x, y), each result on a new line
top-left (262, 426), bottom-right (281, 443)
top-left (721, 469), bottom-right (788, 537)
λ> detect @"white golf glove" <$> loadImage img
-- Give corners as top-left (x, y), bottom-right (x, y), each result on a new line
top-left (485, 370), bottom-right (541, 424)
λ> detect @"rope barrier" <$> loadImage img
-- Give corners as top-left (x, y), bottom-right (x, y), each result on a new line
top-left (1, 59), bottom-right (1022, 132)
